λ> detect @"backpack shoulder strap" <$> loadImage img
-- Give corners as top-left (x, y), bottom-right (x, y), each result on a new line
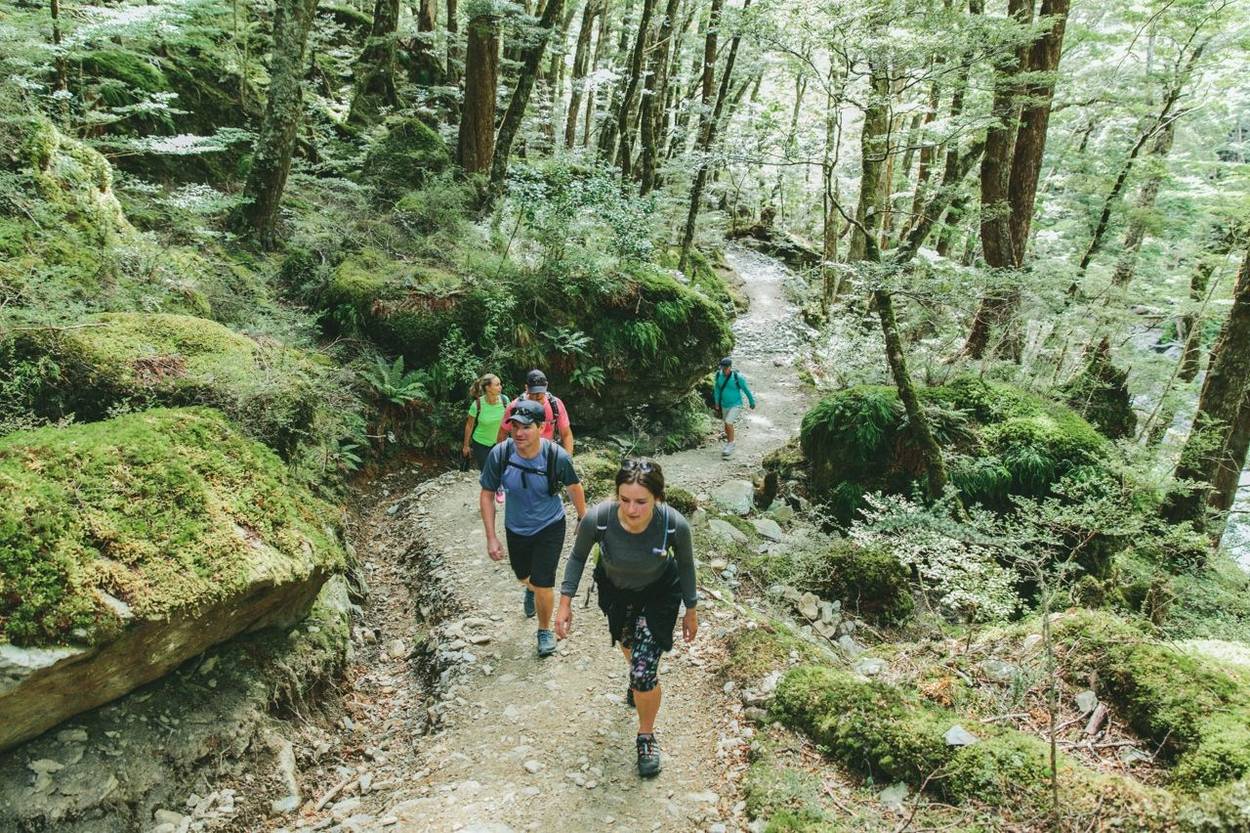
top-left (734, 371), bottom-right (744, 393)
top-left (594, 502), bottom-right (612, 544)
top-left (548, 395), bottom-right (561, 424)
top-left (544, 439), bottom-right (560, 496)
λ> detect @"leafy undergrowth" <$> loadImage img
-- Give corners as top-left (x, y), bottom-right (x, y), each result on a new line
top-left (0, 407), bottom-right (344, 647)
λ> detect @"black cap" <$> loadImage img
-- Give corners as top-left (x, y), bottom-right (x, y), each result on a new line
top-left (719, 357), bottom-right (733, 367)
top-left (508, 398), bottom-right (546, 426)
top-left (526, 369), bottom-right (548, 394)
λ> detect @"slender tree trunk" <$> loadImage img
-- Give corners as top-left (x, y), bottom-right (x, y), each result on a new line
top-left (458, 14), bottom-right (499, 173)
top-left (849, 60), bottom-right (891, 262)
top-left (877, 288), bottom-right (950, 499)
top-left (583, 0), bottom-right (613, 147)
top-left (639, 0), bottom-right (681, 193)
top-left (595, 0), bottom-right (637, 158)
top-left (446, 0), bottom-right (460, 86)
top-left (564, 0), bottom-right (600, 148)
top-left (486, 0), bottom-right (568, 204)
top-left (903, 82), bottom-right (941, 240)
top-left (677, 0), bottom-right (749, 273)
top-left (1164, 245), bottom-right (1250, 531)
top-left (820, 59), bottom-right (843, 309)
top-left (348, 0), bottom-right (402, 125)
top-left (653, 0), bottom-right (695, 180)
top-left (771, 66), bottom-right (808, 221)
top-left (1109, 120), bottom-right (1176, 288)
top-left (1076, 42), bottom-right (1205, 273)
top-left (1180, 259), bottom-right (1219, 382)
top-left (615, 0), bottom-right (658, 177)
top-left (231, 0), bottom-right (319, 249)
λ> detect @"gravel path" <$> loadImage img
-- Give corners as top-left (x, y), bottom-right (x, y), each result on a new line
top-left (308, 246), bottom-right (816, 833)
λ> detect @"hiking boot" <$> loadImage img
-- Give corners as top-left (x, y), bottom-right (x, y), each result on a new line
top-left (636, 733), bottom-right (661, 777)
top-left (722, 442), bottom-right (735, 459)
top-left (625, 687), bottom-right (635, 708)
top-left (523, 588), bottom-right (535, 618)
top-left (537, 629), bottom-right (557, 657)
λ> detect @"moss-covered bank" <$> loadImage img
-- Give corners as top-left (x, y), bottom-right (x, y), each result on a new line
top-left (3, 312), bottom-right (328, 457)
top-left (0, 407), bottom-right (345, 648)
top-left (800, 377), bottom-right (1110, 524)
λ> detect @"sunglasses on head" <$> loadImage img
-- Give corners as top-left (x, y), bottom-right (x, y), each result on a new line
top-left (620, 457), bottom-right (654, 473)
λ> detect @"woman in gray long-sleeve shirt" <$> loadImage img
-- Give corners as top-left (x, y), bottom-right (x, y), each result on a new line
top-left (555, 458), bottom-right (698, 779)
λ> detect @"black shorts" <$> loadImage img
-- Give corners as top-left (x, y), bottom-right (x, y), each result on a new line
top-left (470, 440), bottom-right (493, 471)
top-left (505, 517), bottom-right (566, 588)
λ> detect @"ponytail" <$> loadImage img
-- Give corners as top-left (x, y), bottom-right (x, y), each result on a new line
top-left (469, 373), bottom-right (499, 403)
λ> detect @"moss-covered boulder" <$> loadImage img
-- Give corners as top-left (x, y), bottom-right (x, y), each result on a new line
top-left (797, 539), bottom-right (914, 625)
top-left (800, 377), bottom-right (1110, 524)
top-left (3, 313), bottom-right (327, 457)
top-left (1056, 610), bottom-right (1250, 791)
top-left (318, 253), bottom-right (734, 423)
top-left (0, 408), bottom-right (345, 750)
top-left (1061, 338), bottom-right (1137, 440)
top-left (362, 117), bottom-right (452, 202)
top-left (772, 665), bottom-right (1175, 824)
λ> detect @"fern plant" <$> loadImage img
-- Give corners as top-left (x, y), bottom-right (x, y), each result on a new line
top-left (361, 355), bottom-right (426, 406)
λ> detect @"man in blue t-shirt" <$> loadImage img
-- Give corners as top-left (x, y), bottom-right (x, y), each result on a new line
top-left (479, 399), bottom-right (587, 657)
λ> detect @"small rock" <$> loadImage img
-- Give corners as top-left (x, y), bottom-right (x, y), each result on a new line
top-left (56, 728), bottom-right (89, 743)
top-left (1117, 746), bottom-right (1152, 765)
top-left (387, 639), bottom-right (406, 659)
top-left (154, 809), bottom-right (185, 826)
top-left (1075, 690), bottom-right (1099, 715)
top-left (1022, 633), bottom-right (1043, 653)
top-left (852, 657), bottom-right (886, 676)
top-left (944, 724), bottom-right (979, 746)
top-left (710, 480), bottom-right (755, 515)
top-left (687, 790), bottom-right (718, 804)
top-left (523, 760), bottom-right (543, 774)
top-left (751, 518), bottom-right (784, 542)
top-left (708, 519), bottom-right (747, 545)
top-left (878, 782), bottom-right (909, 812)
top-left (331, 797), bottom-right (363, 822)
top-left (837, 635), bottom-right (865, 658)
top-left (709, 558), bottom-right (728, 571)
top-left (270, 795), bottom-right (300, 815)
top-left (797, 592), bottom-right (820, 621)
top-left (979, 659), bottom-right (1018, 684)
top-left (28, 759), bottom-right (64, 775)
top-left (709, 824), bottom-right (727, 833)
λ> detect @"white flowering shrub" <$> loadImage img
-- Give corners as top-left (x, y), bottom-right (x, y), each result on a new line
top-left (849, 492), bottom-right (1021, 622)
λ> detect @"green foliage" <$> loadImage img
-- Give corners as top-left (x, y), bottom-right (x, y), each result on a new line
top-left (783, 538), bottom-right (915, 625)
top-left (724, 622), bottom-right (825, 682)
top-left (800, 378), bottom-right (1111, 523)
top-left (360, 355), bottom-right (426, 407)
top-left (0, 408), bottom-right (344, 647)
top-left (1056, 610), bottom-right (1250, 790)
top-left (2, 313), bottom-right (330, 459)
top-left (665, 487), bottom-right (698, 516)
top-left (361, 118), bottom-right (452, 203)
top-left (772, 665), bottom-right (1174, 821)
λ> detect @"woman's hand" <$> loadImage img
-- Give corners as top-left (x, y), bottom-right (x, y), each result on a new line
top-left (555, 596), bottom-right (573, 639)
top-left (461, 443), bottom-right (471, 457)
top-left (682, 607), bottom-right (698, 643)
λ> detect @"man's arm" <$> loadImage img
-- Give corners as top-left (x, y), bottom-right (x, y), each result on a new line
top-left (479, 489), bottom-right (503, 560)
top-left (560, 424), bottom-right (574, 454)
top-left (567, 483), bottom-right (587, 520)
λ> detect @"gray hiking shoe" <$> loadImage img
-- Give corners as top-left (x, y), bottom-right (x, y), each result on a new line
top-left (537, 629), bottom-right (556, 657)
top-left (636, 733), bottom-right (661, 777)
top-left (523, 588), bottom-right (535, 618)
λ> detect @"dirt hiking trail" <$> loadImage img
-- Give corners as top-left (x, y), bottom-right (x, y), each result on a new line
top-left (332, 246), bottom-right (813, 833)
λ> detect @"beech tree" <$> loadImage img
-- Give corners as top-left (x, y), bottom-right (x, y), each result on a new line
top-left (458, 10), bottom-right (500, 173)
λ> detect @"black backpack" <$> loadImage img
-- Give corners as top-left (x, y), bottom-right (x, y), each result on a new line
top-left (500, 438), bottom-right (561, 496)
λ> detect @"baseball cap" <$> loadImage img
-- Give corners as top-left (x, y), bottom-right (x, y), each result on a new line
top-left (526, 369), bottom-right (548, 394)
top-left (719, 357), bottom-right (733, 367)
top-left (508, 398), bottom-right (546, 426)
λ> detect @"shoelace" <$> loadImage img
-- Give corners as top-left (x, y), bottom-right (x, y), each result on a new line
top-left (637, 735), bottom-right (658, 757)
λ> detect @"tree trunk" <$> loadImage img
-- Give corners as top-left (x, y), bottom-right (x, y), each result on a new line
top-left (348, 0), bottom-right (402, 126)
top-left (1109, 120), bottom-right (1176, 288)
top-left (1075, 42), bottom-right (1204, 274)
top-left (409, 0), bottom-right (445, 83)
top-left (1211, 388), bottom-right (1250, 524)
top-left (639, 0), bottom-right (681, 193)
top-left (231, 0), bottom-right (319, 249)
top-left (677, 0), bottom-right (749, 273)
top-left (446, 0), bottom-right (460, 87)
top-left (615, 0), bottom-right (658, 178)
top-left (903, 82), bottom-right (941, 241)
top-left (583, 0), bottom-right (613, 147)
top-left (595, 0), bottom-right (637, 158)
top-left (564, 0), bottom-right (600, 148)
top-left (877, 288), bottom-right (950, 500)
top-left (486, 0), bottom-right (568, 203)
top-left (701, 0), bottom-right (722, 104)
top-left (458, 14), bottom-right (499, 173)
top-left (849, 60), bottom-right (891, 262)
top-left (965, 0), bottom-right (1069, 360)
top-left (1164, 245), bottom-right (1250, 530)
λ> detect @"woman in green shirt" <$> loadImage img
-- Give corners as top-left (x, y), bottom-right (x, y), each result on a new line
top-left (462, 374), bottom-right (509, 470)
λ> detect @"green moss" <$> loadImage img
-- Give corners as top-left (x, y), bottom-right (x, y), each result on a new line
top-left (745, 756), bottom-right (834, 831)
top-left (725, 623), bottom-right (824, 682)
top-left (1179, 779), bottom-right (1250, 832)
top-left (800, 378), bottom-right (1110, 523)
top-left (807, 540), bottom-right (914, 625)
top-left (1056, 610), bottom-right (1250, 790)
top-left (362, 118), bottom-right (452, 202)
top-left (5, 313), bottom-right (327, 457)
top-left (772, 665), bottom-right (1174, 821)
top-left (575, 449), bottom-right (621, 503)
top-left (0, 408), bottom-right (345, 648)
top-left (666, 486), bottom-right (698, 516)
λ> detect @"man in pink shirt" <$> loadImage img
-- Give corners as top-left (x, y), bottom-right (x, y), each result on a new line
top-left (498, 370), bottom-right (574, 453)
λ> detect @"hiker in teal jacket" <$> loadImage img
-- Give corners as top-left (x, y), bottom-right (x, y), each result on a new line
top-left (713, 357), bottom-right (755, 458)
